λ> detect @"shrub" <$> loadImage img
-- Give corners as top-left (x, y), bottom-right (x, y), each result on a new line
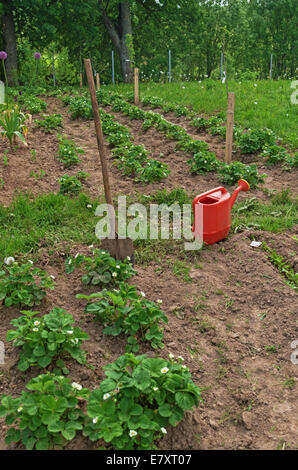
top-left (187, 151), bottom-right (220, 174)
top-left (136, 159), bottom-right (170, 183)
top-left (83, 353), bottom-right (202, 450)
top-left (237, 128), bottom-right (276, 154)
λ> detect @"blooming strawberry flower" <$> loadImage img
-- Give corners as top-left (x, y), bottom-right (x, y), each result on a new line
top-left (112, 272), bottom-right (117, 277)
top-left (34, 321), bottom-right (40, 326)
top-left (161, 367), bottom-right (169, 374)
top-left (129, 430), bottom-right (137, 437)
top-left (103, 393), bottom-right (111, 400)
top-left (71, 382), bottom-right (82, 390)
top-left (32, 328), bottom-right (39, 332)
top-left (93, 417), bottom-right (98, 424)
top-left (161, 427), bottom-right (167, 434)
top-left (4, 257), bottom-right (15, 265)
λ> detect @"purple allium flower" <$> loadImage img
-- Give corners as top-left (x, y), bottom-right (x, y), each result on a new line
top-left (34, 52), bottom-right (41, 60)
top-left (0, 51), bottom-right (7, 60)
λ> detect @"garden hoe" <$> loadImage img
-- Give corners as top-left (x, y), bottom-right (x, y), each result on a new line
top-left (84, 58), bottom-right (134, 261)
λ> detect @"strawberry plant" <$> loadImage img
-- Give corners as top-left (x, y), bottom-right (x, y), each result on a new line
top-left (261, 145), bottom-right (291, 166)
top-left (187, 151), bottom-right (220, 174)
top-left (83, 353), bottom-right (202, 450)
top-left (136, 159), bottom-right (170, 183)
top-left (56, 136), bottom-right (84, 168)
top-left (0, 374), bottom-right (89, 449)
top-left (59, 171), bottom-right (89, 195)
top-left (237, 128), bottom-right (276, 154)
top-left (0, 262), bottom-right (55, 307)
top-left (218, 161), bottom-right (266, 188)
top-left (77, 282), bottom-right (168, 352)
top-left (283, 153), bottom-right (298, 170)
top-left (7, 308), bottom-right (89, 371)
top-left (65, 249), bottom-right (135, 287)
top-left (35, 114), bottom-right (63, 133)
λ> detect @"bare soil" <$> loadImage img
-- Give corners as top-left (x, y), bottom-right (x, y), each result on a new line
top-left (0, 97), bottom-right (297, 450)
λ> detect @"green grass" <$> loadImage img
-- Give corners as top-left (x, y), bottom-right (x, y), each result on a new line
top-left (106, 80), bottom-right (298, 148)
top-left (0, 193), bottom-right (100, 263)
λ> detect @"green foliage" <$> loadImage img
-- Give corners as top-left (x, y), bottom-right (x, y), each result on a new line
top-left (262, 242), bottom-right (298, 290)
top-left (68, 96), bottom-right (93, 120)
top-left (65, 249), bottom-right (136, 288)
top-left (17, 94), bottom-right (47, 114)
top-left (78, 283), bottom-right (167, 352)
top-left (136, 159), bottom-right (170, 183)
top-left (56, 136), bottom-right (84, 168)
top-left (0, 374), bottom-right (89, 450)
top-left (0, 107), bottom-right (29, 146)
top-left (59, 172), bottom-right (89, 195)
top-left (237, 128), bottom-right (276, 154)
top-left (187, 151), bottom-right (220, 174)
top-left (283, 153), bottom-right (298, 171)
top-left (7, 308), bottom-right (89, 371)
top-left (218, 161), bottom-right (266, 188)
top-left (261, 145), bottom-right (291, 166)
top-left (83, 353), bottom-right (202, 450)
top-left (35, 114), bottom-right (63, 133)
top-left (0, 262), bottom-right (55, 307)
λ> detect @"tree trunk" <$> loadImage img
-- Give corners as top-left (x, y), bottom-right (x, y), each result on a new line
top-left (2, 5), bottom-right (18, 86)
top-left (98, 0), bottom-right (134, 83)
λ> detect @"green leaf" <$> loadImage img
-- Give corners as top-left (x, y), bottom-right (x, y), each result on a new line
top-left (37, 356), bottom-right (52, 368)
top-left (158, 403), bottom-right (172, 417)
top-left (62, 428), bottom-right (76, 440)
top-left (35, 438), bottom-right (50, 450)
top-left (175, 392), bottom-right (195, 411)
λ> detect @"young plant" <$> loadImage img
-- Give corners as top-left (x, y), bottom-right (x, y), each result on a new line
top-left (0, 106), bottom-right (29, 147)
top-left (65, 249), bottom-right (135, 288)
top-left (0, 373), bottom-right (89, 450)
top-left (261, 145), bottom-right (290, 166)
top-left (218, 161), bottom-right (266, 189)
top-left (136, 159), bottom-right (170, 183)
top-left (237, 128), bottom-right (276, 154)
top-left (56, 136), bottom-right (84, 168)
top-left (59, 171), bottom-right (89, 195)
top-left (83, 353), bottom-right (202, 450)
top-left (7, 308), bottom-right (89, 371)
top-left (35, 114), bottom-right (63, 133)
top-left (187, 151), bottom-right (220, 174)
top-left (77, 282), bottom-right (168, 352)
top-left (0, 262), bottom-right (55, 307)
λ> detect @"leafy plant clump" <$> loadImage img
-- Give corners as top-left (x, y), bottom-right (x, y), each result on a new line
top-left (218, 161), bottom-right (266, 188)
top-left (187, 151), bottom-right (220, 174)
top-left (136, 159), bottom-right (170, 183)
top-left (0, 262), bottom-right (55, 307)
top-left (7, 308), bottom-right (89, 371)
top-left (77, 282), bottom-right (168, 352)
top-left (59, 171), bottom-right (89, 195)
top-left (65, 249), bottom-right (136, 288)
top-left (237, 128), bottom-right (276, 154)
top-left (83, 353), bottom-right (202, 450)
top-left (0, 374), bottom-right (89, 450)
top-left (56, 136), bottom-right (84, 168)
top-left (18, 95), bottom-right (47, 114)
top-left (260, 145), bottom-right (291, 166)
top-left (35, 114), bottom-right (63, 133)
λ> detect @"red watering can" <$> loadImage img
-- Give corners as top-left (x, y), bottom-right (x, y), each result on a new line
top-left (192, 179), bottom-right (250, 245)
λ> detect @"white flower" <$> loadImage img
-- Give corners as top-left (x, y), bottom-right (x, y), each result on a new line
top-left (126, 256), bottom-right (131, 261)
top-left (87, 204), bottom-right (92, 209)
top-left (182, 365), bottom-right (187, 369)
top-left (254, 101), bottom-right (258, 105)
top-left (32, 328), bottom-right (39, 332)
top-left (50, 275), bottom-right (55, 280)
top-left (169, 353), bottom-right (174, 359)
top-left (4, 257), bottom-right (15, 265)
top-left (34, 321), bottom-right (40, 326)
top-left (101, 251), bottom-right (106, 255)
top-left (177, 356), bottom-right (184, 361)
top-left (72, 382), bottom-right (82, 391)
top-left (112, 272), bottom-right (117, 277)
top-left (17, 407), bottom-right (23, 413)
top-left (103, 393), bottom-right (111, 400)
top-left (116, 265), bottom-right (120, 269)
top-left (28, 260), bottom-right (33, 265)
top-left (67, 330), bottom-right (73, 335)
top-left (129, 430), bottom-right (137, 438)
top-left (157, 299), bottom-right (163, 304)
top-left (88, 244), bottom-right (94, 249)
top-left (153, 387), bottom-right (159, 391)
top-left (254, 83), bottom-right (257, 87)
top-left (75, 253), bottom-right (80, 259)
top-left (71, 338), bottom-right (79, 345)
top-left (140, 291), bottom-right (145, 297)
top-left (93, 417), bottom-right (98, 424)
top-left (161, 427), bottom-right (167, 434)
top-left (161, 367), bottom-right (169, 374)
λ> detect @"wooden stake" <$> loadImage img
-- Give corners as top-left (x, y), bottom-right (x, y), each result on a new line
top-left (134, 68), bottom-right (139, 105)
top-left (80, 72), bottom-right (83, 88)
top-left (96, 73), bottom-right (100, 90)
top-left (225, 92), bottom-right (235, 163)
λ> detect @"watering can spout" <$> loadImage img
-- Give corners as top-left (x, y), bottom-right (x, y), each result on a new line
top-left (230, 179), bottom-right (250, 208)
